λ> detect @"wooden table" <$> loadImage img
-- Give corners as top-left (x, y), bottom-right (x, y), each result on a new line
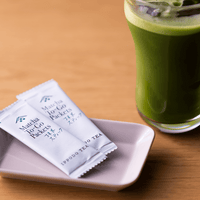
top-left (0, 1), bottom-right (200, 199)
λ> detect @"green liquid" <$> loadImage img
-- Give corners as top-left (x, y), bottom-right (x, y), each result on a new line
top-left (125, 1), bottom-right (200, 123)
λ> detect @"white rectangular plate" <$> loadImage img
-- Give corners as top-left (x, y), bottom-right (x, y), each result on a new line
top-left (0, 118), bottom-right (155, 191)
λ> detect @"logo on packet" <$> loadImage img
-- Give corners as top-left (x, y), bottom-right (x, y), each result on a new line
top-left (16, 115), bottom-right (27, 123)
top-left (40, 96), bottom-right (52, 103)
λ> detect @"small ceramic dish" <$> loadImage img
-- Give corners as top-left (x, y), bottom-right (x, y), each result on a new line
top-left (0, 118), bottom-right (155, 191)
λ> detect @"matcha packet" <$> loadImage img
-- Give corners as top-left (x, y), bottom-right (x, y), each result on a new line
top-left (16, 80), bottom-right (117, 155)
top-left (0, 100), bottom-right (107, 178)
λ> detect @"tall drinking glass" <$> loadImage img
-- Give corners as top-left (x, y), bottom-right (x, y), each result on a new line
top-left (124, 0), bottom-right (200, 133)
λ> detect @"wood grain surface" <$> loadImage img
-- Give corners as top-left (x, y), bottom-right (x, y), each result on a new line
top-left (0, 1), bottom-right (200, 199)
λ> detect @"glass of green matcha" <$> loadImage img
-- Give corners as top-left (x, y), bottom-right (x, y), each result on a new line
top-left (125, 0), bottom-right (200, 133)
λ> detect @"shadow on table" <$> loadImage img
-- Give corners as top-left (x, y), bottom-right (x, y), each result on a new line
top-left (157, 125), bottom-right (200, 150)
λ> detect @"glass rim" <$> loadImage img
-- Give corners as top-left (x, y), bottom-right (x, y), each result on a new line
top-left (126, 0), bottom-right (200, 17)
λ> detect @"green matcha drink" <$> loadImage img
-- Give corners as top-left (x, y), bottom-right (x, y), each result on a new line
top-left (125, 0), bottom-right (200, 133)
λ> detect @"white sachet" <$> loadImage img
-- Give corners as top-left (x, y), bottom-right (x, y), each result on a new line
top-left (0, 100), bottom-right (107, 178)
top-left (17, 80), bottom-right (117, 155)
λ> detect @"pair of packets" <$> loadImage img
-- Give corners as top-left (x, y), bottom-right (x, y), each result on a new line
top-left (0, 80), bottom-right (117, 178)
